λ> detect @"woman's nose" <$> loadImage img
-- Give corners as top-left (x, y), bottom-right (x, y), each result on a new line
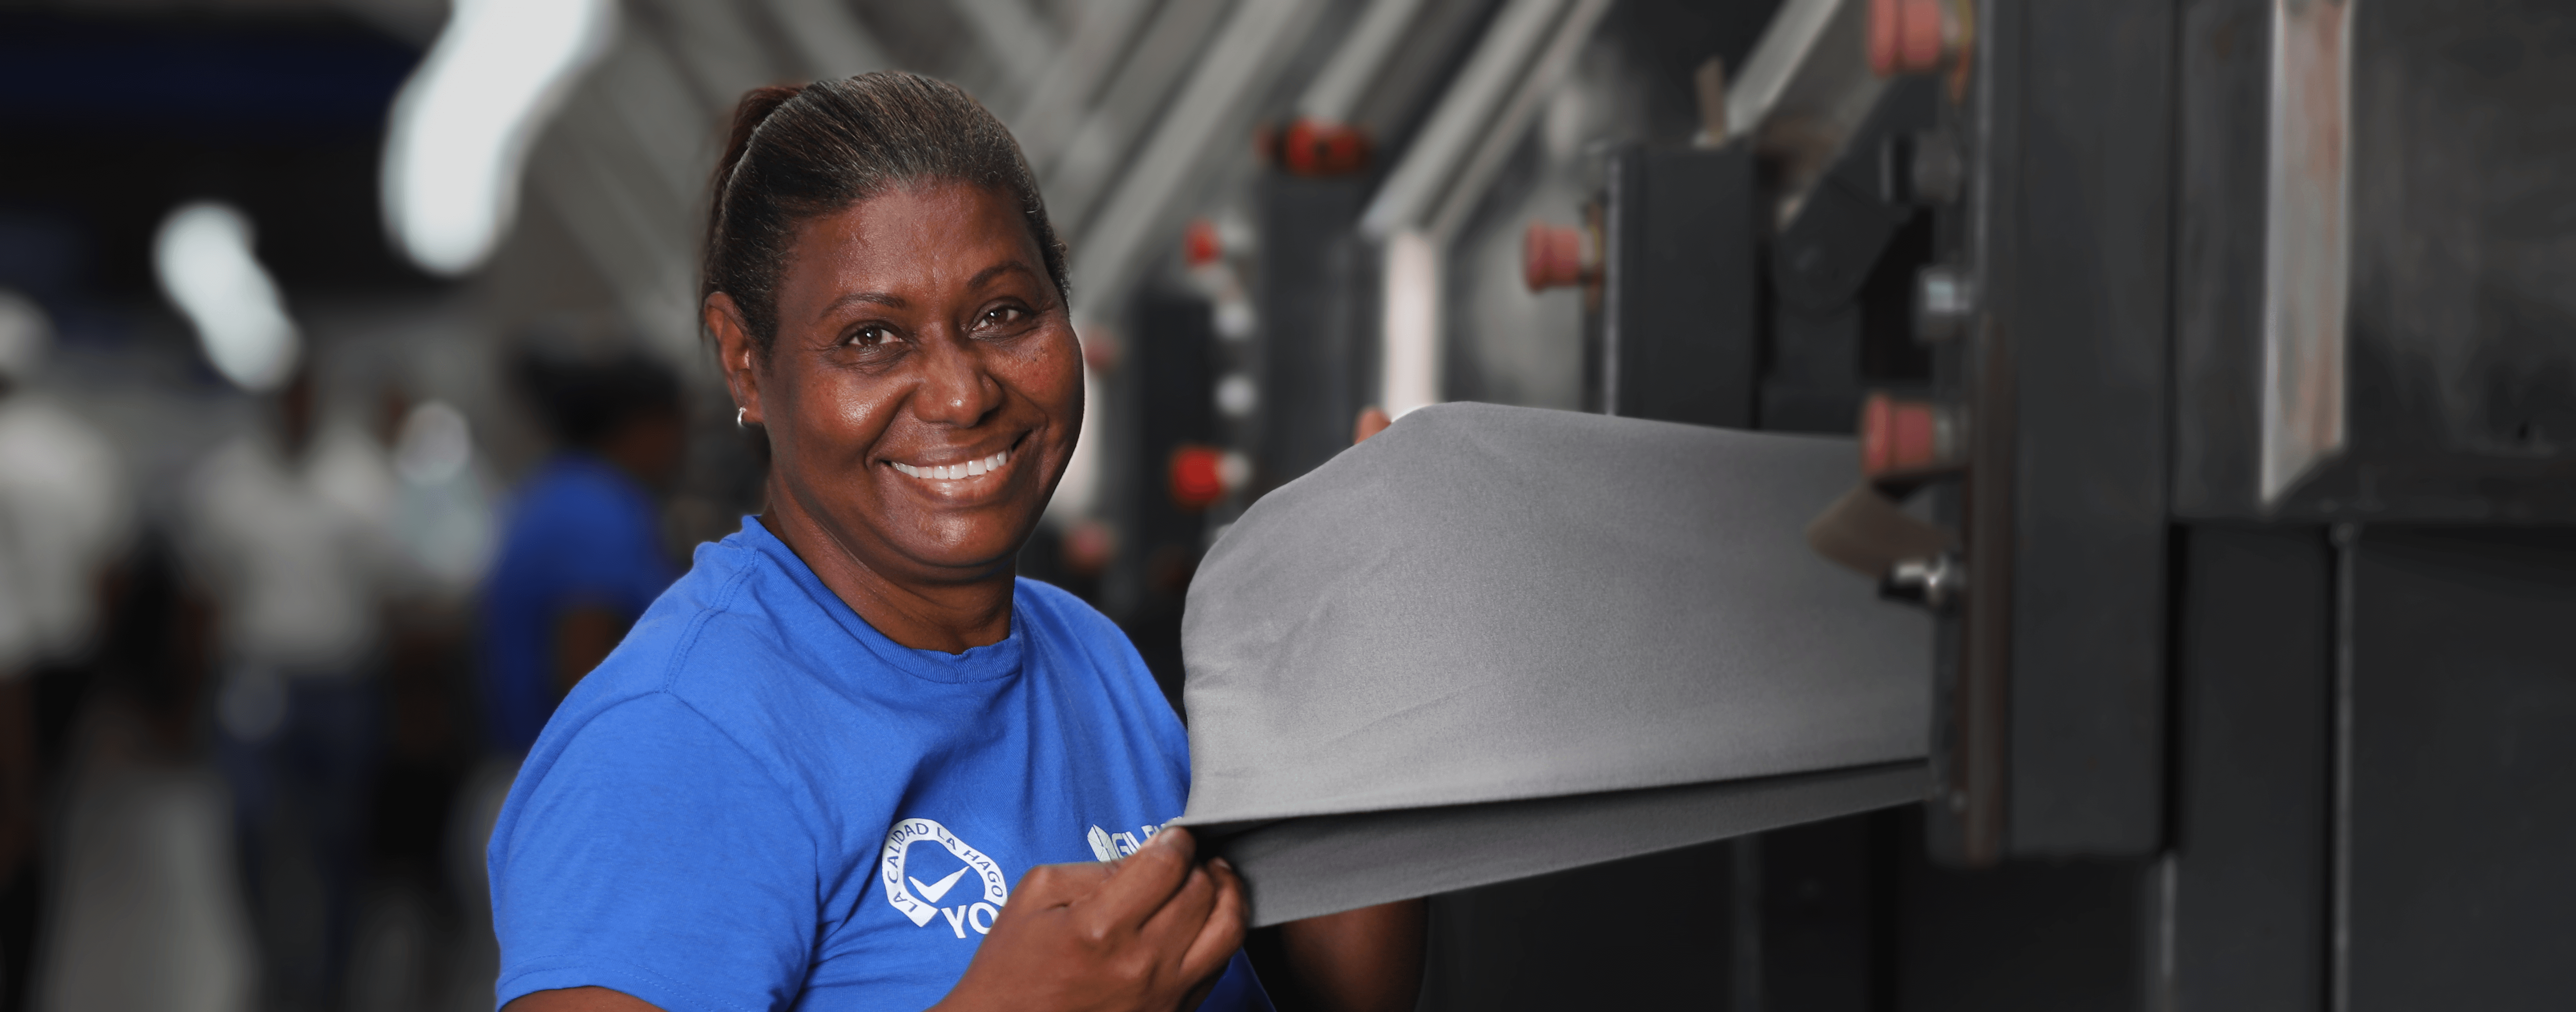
top-left (913, 335), bottom-right (1000, 426)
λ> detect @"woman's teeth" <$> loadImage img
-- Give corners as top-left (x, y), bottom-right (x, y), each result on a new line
top-left (891, 448), bottom-right (1010, 481)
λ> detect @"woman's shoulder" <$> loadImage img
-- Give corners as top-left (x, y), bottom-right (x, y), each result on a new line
top-left (553, 533), bottom-right (837, 718)
top-left (518, 554), bottom-right (857, 815)
top-left (1012, 578), bottom-right (1180, 730)
top-left (1011, 577), bottom-right (1133, 656)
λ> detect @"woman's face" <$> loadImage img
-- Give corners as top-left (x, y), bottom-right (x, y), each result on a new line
top-left (721, 181), bottom-right (1079, 586)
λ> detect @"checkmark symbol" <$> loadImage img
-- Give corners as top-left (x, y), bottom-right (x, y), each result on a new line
top-left (911, 867), bottom-right (969, 903)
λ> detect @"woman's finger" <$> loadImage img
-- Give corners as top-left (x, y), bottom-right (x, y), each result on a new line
top-left (1177, 857), bottom-right (1249, 983)
top-left (1353, 406), bottom-right (1392, 444)
top-left (1138, 862), bottom-right (1220, 953)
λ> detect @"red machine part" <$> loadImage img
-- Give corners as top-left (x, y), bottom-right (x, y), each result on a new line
top-left (1522, 222), bottom-right (1594, 292)
top-left (1277, 117), bottom-right (1370, 176)
top-left (1861, 391), bottom-right (1964, 478)
top-left (1182, 218), bottom-right (1223, 268)
top-left (1169, 445), bottom-right (1249, 510)
top-left (1868, 0), bottom-right (1961, 77)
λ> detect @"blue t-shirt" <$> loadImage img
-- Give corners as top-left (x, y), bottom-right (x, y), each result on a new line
top-left (479, 453), bottom-right (678, 753)
top-left (487, 517), bottom-right (1270, 1012)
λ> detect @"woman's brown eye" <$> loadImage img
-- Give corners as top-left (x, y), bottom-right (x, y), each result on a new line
top-left (984, 307), bottom-right (1022, 328)
top-left (850, 326), bottom-right (888, 346)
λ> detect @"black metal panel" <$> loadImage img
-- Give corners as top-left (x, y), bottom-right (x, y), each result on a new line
top-left (2176, 0), bottom-right (2576, 520)
top-left (2169, 524), bottom-right (2331, 1012)
top-left (2171, 0), bottom-right (2270, 517)
top-left (1756, 814), bottom-right (1886, 1012)
top-left (2345, 529), bottom-right (2576, 1010)
top-left (1414, 841), bottom-right (1738, 1012)
top-left (2000, 0), bottom-right (2175, 856)
top-left (1894, 808), bottom-right (2151, 1011)
top-left (1762, 304), bottom-right (1861, 434)
top-left (1764, 217), bottom-right (1938, 435)
top-left (1771, 78), bottom-right (1938, 315)
top-left (1255, 173), bottom-right (1372, 489)
top-left (2320, 1), bottom-right (2576, 516)
top-left (1600, 144), bottom-right (1758, 428)
top-left (1120, 289), bottom-right (1219, 703)
top-left (1951, 0), bottom-right (2030, 865)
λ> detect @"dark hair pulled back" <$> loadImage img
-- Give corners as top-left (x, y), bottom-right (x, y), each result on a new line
top-left (703, 72), bottom-right (1068, 356)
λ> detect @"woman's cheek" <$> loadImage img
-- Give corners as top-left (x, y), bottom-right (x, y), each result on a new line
top-left (820, 374), bottom-right (895, 447)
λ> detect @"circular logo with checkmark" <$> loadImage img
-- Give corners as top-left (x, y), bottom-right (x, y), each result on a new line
top-left (881, 817), bottom-right (1010, 938)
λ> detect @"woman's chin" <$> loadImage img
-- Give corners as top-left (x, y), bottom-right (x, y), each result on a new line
top-left (889, 518), bottom-right (1039, 576)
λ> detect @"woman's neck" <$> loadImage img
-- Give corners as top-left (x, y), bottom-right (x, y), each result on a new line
top-left (758, 495), bottom-right (1017, 655)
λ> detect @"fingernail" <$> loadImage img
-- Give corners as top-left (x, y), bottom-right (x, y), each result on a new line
top-left (1210, 857), bottom-right (1234, 873)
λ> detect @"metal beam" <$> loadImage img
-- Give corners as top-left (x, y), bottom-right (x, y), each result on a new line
top-left (628, 0), bottom-right (783, 109)
top-left (1040, 0), bottom-right (1235, 229)
top-left (954, 0), bottom-right (1062, 104)
top-left (1719, 0), bottom-right (1885, 226)
top-left (1294, 0), bottom-right (1431, 124)
top-left (1010, 0), bottom-right (1156, 169)
top-left (1356, 0), bottom-right (1567, 240)
top-left (1066, 0), bottom-right (1333, 316)
top-left (1423, 0), bottom-right (1608, 243)
top-left (586, 31), bottom-right (717, 211)
top-left (759, 0), bottom-right (891, 79)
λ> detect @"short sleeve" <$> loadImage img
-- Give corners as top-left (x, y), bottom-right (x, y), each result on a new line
top-left (491, 694), bottom-right (817, 1012)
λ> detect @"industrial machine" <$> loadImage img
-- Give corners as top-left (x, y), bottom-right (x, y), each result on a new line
top-left (1122, 0), bottom-right (2576, 1007)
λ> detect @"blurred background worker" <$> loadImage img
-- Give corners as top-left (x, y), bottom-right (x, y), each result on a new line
top-left (0, 291), bottom-right (132, 1012)
top-left (180, 362), bottom-right (423, 1012)
top-left (478, 347), bottom-right (683, 759)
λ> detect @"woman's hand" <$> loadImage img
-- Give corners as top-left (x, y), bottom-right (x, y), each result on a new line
top-left (932, 826), bottom-right (1248, 1012)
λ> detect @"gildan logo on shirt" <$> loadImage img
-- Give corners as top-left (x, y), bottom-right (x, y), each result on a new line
top-left (1085, 823), bottom-right (1160, 861)
top-left (881, 817), bottom-right (1010, 939)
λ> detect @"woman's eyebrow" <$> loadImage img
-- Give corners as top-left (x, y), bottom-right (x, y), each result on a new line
top-left (820, 290), bottom-right (907, 318)
top-left (967, 261), bottom-right (1035, 290)
top-left (817, 262), bottom-right (1031, 319)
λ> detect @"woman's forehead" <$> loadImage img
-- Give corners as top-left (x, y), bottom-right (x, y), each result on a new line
top-left (785, 183), bottom-right (1043, 301)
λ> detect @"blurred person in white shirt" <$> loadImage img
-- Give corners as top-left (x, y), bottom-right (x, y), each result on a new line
top-left (179, 362), bottom-right (423, 1012)
top-left (0, 291), bottom-right (133, 1012)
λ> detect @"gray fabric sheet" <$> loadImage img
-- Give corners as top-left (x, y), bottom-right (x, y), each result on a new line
top-left (1221, 762), bottom-right (1926, 926)
top-left (1175, 404), bottom-right (1931, 925)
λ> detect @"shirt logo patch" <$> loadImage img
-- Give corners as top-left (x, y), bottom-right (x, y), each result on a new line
top-left (1084, 823), bottom-right (1159, 862)
top-left (881, 817), bottom-right (1010, 938)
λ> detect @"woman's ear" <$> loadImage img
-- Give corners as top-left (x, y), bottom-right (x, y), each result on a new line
top-left (705, 293), bottom-right (765, 426)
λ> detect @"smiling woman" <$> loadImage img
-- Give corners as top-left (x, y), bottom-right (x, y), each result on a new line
top-left (718, 177), bottom-right (1079, 654)
top-left (482, 73), bottom-right (1420, 1012)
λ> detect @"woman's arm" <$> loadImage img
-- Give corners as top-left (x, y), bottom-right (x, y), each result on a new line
top-left (1245, 900), bottom-right (1428, 1012)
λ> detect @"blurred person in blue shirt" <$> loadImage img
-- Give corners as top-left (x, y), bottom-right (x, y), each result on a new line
top-left (478, 349), bottom-right (685, 756)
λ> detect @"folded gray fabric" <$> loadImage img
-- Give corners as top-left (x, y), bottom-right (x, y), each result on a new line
top-left (1175, 403), bottom-right (1931, 925)
top-left (1216, 762), bottom-right (1925, 926)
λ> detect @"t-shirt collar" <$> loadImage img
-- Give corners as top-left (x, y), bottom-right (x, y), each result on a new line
top-left (733, 515), bottom-right (1026, 684)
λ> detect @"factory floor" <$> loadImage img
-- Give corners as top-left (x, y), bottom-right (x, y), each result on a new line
top-left (29, 700), bottom-right (505, 1012)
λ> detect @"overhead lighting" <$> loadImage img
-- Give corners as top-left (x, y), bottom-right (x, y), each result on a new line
top-left (382, 0), bottom-right (618, 276)
top-left (155, 202), bottom-right (301, 393)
